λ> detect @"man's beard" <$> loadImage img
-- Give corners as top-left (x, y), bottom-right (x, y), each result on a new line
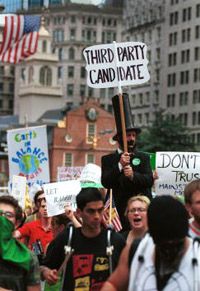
top-left (127, 141), bottom-right (136, 153)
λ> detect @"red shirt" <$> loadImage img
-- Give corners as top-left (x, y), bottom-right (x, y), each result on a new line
top-left (18, 219), bottom-right (53, 253)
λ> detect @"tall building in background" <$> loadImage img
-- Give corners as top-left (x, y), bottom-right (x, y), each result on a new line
top-left (123, 0), bottom-right (200, 147)
top-left (0, 0), bottom-right (23, 12)
top-left (14, 1), bottom-right (123, 120)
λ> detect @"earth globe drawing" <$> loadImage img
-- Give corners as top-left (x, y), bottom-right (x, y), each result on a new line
top-left (19, 155), bottom-right (40, 174)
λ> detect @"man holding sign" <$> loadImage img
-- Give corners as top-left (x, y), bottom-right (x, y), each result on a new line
top-left (101, 94), bottom-right (153, 230)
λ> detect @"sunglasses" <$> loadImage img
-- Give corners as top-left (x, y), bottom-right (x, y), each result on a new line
top-left (37, 197), bottom-right (46, 204)
top-left (0, 210), bottom-right (15, 219)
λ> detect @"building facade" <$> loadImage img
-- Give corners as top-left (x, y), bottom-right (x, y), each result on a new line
top-left (50, 98), bottom-right (117, 181)
top-left (123, 0), bottom-right (200, 147)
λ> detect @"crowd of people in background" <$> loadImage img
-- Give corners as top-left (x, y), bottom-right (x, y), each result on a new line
top-left (1, 94), bottom-right (200, 290)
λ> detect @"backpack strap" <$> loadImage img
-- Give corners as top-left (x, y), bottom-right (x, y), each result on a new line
top-left (106, 225), bottom-right (114, 275)
top-left (192, 237), bottom-right (200, 291)
top-left (128, 238), bottom-right (142, 268)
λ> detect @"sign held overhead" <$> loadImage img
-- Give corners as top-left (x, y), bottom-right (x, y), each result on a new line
top-left (83, 41), bottom-right (150, 88)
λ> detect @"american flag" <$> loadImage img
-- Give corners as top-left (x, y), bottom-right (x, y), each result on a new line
top-left (102, 192), bottom-right (122, 232)
top-left (0, 15), bottom-right (40, 64)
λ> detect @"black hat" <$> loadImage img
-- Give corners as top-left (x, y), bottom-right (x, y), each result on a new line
top-left (112, 93), bottom-right (141, 141)
top-left (148, 195), bottom-right (188, 244)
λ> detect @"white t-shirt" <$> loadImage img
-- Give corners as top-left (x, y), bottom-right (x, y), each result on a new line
top-left (128, 234), bottom-right (200, 291)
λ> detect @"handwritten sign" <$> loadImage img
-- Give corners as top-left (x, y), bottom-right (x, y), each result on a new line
top-left (43, 180), bottom-right (81, 217)
top-left (11, 175), bottom-right (27, 209)
top-left (7, 125), bottom-right (50, 187)
top-left (57, 166), bottom-right (83, 181)
top-left (83, 41), bottom-right (150, 88)
top-left (155, 151), bottom-right (200, 196)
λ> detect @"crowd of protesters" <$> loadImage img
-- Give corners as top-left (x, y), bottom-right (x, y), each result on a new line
top-left (1, 94), bottom-right (200, 290)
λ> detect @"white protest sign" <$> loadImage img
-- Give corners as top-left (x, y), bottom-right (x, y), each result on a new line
top-left (83, 41), bottom-right (150, 88)
top-left (57, 166), bottom-right (83, 181)
top-left (43, 180), bottom-right (81, 217)
top-left (155, 152), bottom-right (200, 196)
top-left (11, 175), bottom-right (27, 208)
top-left (80, 163), bottom-right (102, 184)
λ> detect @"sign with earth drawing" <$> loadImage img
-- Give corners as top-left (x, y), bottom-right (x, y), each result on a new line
top-left (7, 125), bottom-right (50, 187)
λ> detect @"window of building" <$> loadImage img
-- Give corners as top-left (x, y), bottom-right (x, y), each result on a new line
top-left (88, 88), bottom-right (93, 97)
top-left (21, 68), bottom-right (25, 80)
top-left (145, 113), bottom-right (149, 125)
top-left (167, 94), bottom-right (176, 107)
top-left (194, 68), bottom-right (200, 82)
top-left (0, 66), bottom-right (4, 75)
top-left (87, 123), bottom-right (96, 143)
top-left (167, 73), bottom-right (176, 86)
top-left (42, 40), bottom-right (47, 53)
top-left (193, 89), bottom-right (200, 104)
top-left (138, 114), bottom-right (142, 124)
top-left (53, 29), bottom-right (64, 42)
top-left (169, 11), bottom-right (179, 25)
top-left (181, 49), bottom-right (190, 63)
top-left (195, 25), bottom-right (200, 39)
top-left (68, 66), bottom-right (74, 78)
top-left (192, 111), bottom-right (196, 125)
top-left (10, 66), bottom-right (14, 76)
top-left (182, 7), bottom-right (191, 22)
top-left (8, 99), bottom-right (13, 109)
top-left (40, 66), bottom-right (52, 86)
top-left (57, 66), bottom-right (62, 79)
top-left (69, 47), bottom-right (75, 60)
top-left (70, 15), bottom-right (76, 23)
top-left (102, 31), bottom-right (116, 43)
top-left (9, 83), bottom-right (14, 92)
top-left (86, 154), bottom-right (95, 164)
top-left (169, 32), bottom-right (177, 46)
top-left (100, 88), bottom-right (106, 99)
top-left (181, 28), bottom-right (191, 42)
top-left (28, 66), bottom-right (34, 83)
top-left (194, 47), bottom-right (200, 60)
top-left (80, 84), bottom-right (86, 97)
top-left (179, 113), bottom-right (188, 126)
top-left (67, 84), bottom-right (74, 96)
top-left (70, 28), bottom-right (76, 40)
top-left (64, 153), bottom-right (72, 166)
top-left (0, 83), bottom-right (3, 91)
top-left (180, 70), bottom-right (189, 84)
top-left (196, 4), bottom-right (200, 17)
top-left (80, 66), bottom-right (85, 78)
top-left (179, 92), bottom-right (188, 105)
top-left (108, 88), bottom-right (114, 98)
top-left (58, 48), bottom-right (63, 61)
top-left (139, 93), bottom-right (143, 105)
top-left (168, 52), bottom-right (177, 66)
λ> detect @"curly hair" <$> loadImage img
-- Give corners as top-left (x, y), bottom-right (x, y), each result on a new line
top-left (0, 195), bottom-right (23, 221)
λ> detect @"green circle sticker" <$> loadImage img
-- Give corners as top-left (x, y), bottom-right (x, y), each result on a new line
top-left (132, 158), bottom-right (141, 166)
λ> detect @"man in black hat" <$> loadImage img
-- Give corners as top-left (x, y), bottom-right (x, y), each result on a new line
top-left (101, 94), bottom-right (153, 230)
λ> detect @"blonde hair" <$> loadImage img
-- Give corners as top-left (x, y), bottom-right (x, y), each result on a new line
top-left (124, 194), bottom-right (150, 217)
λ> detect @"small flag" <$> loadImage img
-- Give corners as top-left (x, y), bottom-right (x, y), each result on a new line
top-left (103, 192), bottom-right (122, 232)
top-left (0, 14), bottom-right (40, 64)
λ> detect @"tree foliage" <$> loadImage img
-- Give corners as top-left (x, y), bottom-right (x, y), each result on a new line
top-left (137, 111), bottom-right (196, 153)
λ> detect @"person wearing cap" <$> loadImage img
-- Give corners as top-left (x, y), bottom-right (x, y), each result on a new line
top-left (101, 94), bottom-right (153, 230)
top-left (184, 179), bottom-right (200, 239)
top-left (128, 195), bottom-right (200, 291)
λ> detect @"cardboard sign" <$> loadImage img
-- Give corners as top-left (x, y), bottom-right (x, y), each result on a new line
top-left (57, 166), bottom-right (83, 181)
top-left (43, 180), bottom-right (81, 217)
top-left (155, 151), bottom-right (200, 196)
top-left (83, 41), bottom-right (150, 88)
top-left (7, 125), bottom-right (50, 187)
top-left (11, 175), bottom-right (27, 209)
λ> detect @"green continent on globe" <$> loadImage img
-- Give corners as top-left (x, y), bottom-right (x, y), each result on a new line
top-left (19, 155), bottom-right (40, 174)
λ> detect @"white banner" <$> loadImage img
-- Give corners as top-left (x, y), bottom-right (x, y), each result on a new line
top-left (155, 151), bottom-right (200, 196)
top-left (11, 175), bottom-right (27, 209)
top-left (83, 41), bottom-right (150, 88)
top-left (57, 166), bottom-right (83, 181)
top-left (7, 125), bottom-right (50, 187)
top-left (43, 180), bottom-right (81, 217)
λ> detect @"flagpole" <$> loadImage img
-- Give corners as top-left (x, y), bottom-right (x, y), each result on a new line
top-left (109, 189), bottom-right (112, 225)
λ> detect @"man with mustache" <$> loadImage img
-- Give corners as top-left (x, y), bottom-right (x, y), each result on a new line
top-left (101, 94), bottom-right (153, 230)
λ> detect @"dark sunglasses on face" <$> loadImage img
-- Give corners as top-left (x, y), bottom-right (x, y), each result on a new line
top-left (37, 197), bottom-right (46, 204)
top-left (0, 210), bottom-right (15, 219)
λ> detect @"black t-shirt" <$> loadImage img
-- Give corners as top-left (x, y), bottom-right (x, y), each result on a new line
top-left (43, 227), bottom-right (125, 291)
